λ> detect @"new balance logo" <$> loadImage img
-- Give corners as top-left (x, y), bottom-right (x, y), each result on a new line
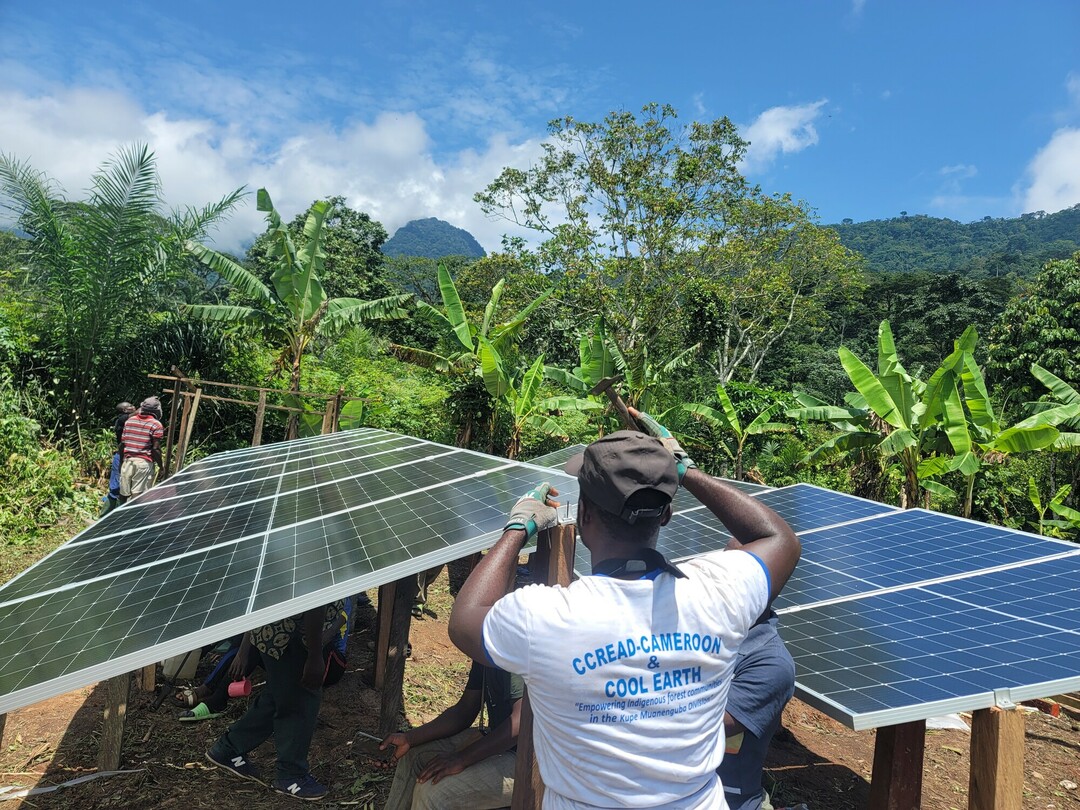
top-left (286, 783), bottom-right (301, 795)
top-left (231, 757), bottom-right (246, 767)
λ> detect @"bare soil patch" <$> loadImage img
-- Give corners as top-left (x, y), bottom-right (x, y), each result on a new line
top-left (2, 569), bottom-right (1079, 809)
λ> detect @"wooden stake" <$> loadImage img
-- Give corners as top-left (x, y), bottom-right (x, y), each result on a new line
top-left (134, 663), bottom-right (156, 692)
top-left (511, 697), bottom-right (544, 809)
top-left (252, 389), bottom-right (267, 447)
top-left (867, 719), bottom-right (926, 810)
top-left (968, 707), bottom-right (1024, 810)
top-left (175, 387), bottom-right (202, 473)
top-left (377, 576), bottom-right (415, 737)
top-left (98, 673), bottom-right (131, 771)
top-left (162, 366), bottom-right (186, 478)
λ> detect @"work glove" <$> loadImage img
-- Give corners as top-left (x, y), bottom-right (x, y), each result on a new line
top-left (505, 483), bottom-right (560, 540)
top-left (632, 410), bottom-right (697, 482)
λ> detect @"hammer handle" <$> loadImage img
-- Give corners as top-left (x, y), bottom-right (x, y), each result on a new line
top-left (605, 389), bottom-right (637, 431)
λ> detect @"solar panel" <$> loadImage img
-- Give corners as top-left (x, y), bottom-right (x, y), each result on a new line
top-left (772, 507), bottom-right (1080, 611)
top-left (779, 554), bottom-right (1080, 729)
top-left (0, 429), bottom-right (579, 714)
top-left (525, 444), bottom-right (587, 470)
top-left (750, 484), bottom-right (898, 534)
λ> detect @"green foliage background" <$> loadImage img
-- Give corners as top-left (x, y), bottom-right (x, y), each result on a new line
top-left (2, 118), bottom-right (1080, 581)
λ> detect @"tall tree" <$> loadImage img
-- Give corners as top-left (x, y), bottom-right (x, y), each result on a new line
top-left (0, 144), bottom-right (244, 424)
top-left (245, 196), bottom-right (391, 299)
top-left (986, 251), bottom-right (1080, 405)
top-left (685, 194), bottom-right (863, 384)
top-left (185, 189), bottom-right (410, 436)
top-left (476, 103), bottom-right (861, 391)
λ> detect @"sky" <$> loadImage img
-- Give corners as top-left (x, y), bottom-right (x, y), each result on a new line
top-left (1, 1), bottom-right (1078, 254)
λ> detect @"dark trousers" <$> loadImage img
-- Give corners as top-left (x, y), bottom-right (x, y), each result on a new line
top-left (210, 639), bottom-right (322, 781)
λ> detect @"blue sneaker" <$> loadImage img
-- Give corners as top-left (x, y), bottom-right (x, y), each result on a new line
top-left (273, 774), bottom-right (328, 801)
top-left (205, 749), bottom-right (264, 784)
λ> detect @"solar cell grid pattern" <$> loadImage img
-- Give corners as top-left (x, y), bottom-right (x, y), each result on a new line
top-left (771, 507), bottom-right (1080, 611)
top-left (0, 429), bottom-right (579, 714)
top-left (781, 555), bottom-right (1080, 729)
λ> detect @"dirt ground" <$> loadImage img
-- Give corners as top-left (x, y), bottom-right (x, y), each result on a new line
top-left (2, 568), bottom-right (1079, 810)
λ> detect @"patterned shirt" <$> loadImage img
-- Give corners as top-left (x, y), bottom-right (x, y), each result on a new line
top-left (120, 413), bottom-right (164, 462)
top-left (250, 600), bottom-right (347, 660)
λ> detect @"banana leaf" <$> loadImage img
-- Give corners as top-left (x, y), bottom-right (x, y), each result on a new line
top-left (839, 346), bottom-right (907, 428)
top-left (989, 424), bottom-right (1059, 454)
top-left (437, 263), bottom-right (474, 353)
top-left (1032, 363), bottom-right (1080, 406)
top-left (477, 336), bottom-right (509, 398)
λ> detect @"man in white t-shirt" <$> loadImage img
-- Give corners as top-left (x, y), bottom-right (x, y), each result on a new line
top-left (449, 409), bottom-right (800, 809)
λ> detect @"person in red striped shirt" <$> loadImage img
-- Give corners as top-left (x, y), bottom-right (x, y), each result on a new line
top-left (119, 396), bottom-right (164, 503)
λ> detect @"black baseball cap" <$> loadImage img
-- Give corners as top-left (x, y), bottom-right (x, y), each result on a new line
top-left (565, 431), bottom-right (678, 524)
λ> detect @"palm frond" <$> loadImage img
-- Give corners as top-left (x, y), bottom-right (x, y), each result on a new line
top-left (186, 241), bottom-right (275, 307)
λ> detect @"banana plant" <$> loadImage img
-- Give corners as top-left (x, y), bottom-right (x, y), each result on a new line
top-left (392, 263), bottom-right (554, 447)
top-left (1028, 478), bottom-right (1080, 538)
top-left (684, 384), bottom-right (791, 480)
top-left (187, 189), bottom-right (410, 436)
top-left (504, 355), bottom-right (602, 459)
top-left (545, 319), bottom-right (698, 428)
top-left (544, 319), bottom-right (620, 395)
top-left (1028, 364), bottom-right (1080, 449)
top-left (787, 320), bottom-right (970, 508)
top-left (922, 348), bottom-right (1067, 518)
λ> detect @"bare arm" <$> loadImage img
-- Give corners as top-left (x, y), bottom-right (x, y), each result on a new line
top-left (379, 687), bottom-right (483, 761)
top-left (682, 469), bottom-right (800, 603)
top-left (416, 697), bottom-right (522, 785)
top-left (448, 528), bottom-right (527, 664)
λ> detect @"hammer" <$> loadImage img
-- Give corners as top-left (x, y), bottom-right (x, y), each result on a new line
top-left (589, 375), bottom-right (638, 431)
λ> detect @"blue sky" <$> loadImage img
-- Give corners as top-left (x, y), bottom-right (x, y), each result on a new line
top-left (1, 1), bottom-right (1078, 253)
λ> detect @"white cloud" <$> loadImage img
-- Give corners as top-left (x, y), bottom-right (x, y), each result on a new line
top-left (1068, 72), bottom-right (1080, 107)
top-left (0, 84), bottom-right (542, 254)
top-left (740, 100), bottom-right (828, 173)
top-left (1020, 127), bottom-right (1080, 215)
top-left (940, 164), bottom-right (977, 179)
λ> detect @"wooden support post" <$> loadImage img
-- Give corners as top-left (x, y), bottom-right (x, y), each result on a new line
top-left (512, 697), bottom-right (544, 809)
top-left (162, 366), bottom-right (185, 477)
top-left (135, 663), bottom-right (156, 692)
top-left (377, 576), bottom-right (416, 737)
top-left (98, 672), bottom-right (131, 771)
top-left (252, 389), bottom-right (267, 447)
top-left (175, 388), bottom-right (202, 473)
top-left (867, 719), bottom-right (926, 810)
top-left (512, 523), bottom-right (576, 810)
top-left (373, 581), bottom-right (396, 691)
top-left (968, 707), bottom-right (1024, 810)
